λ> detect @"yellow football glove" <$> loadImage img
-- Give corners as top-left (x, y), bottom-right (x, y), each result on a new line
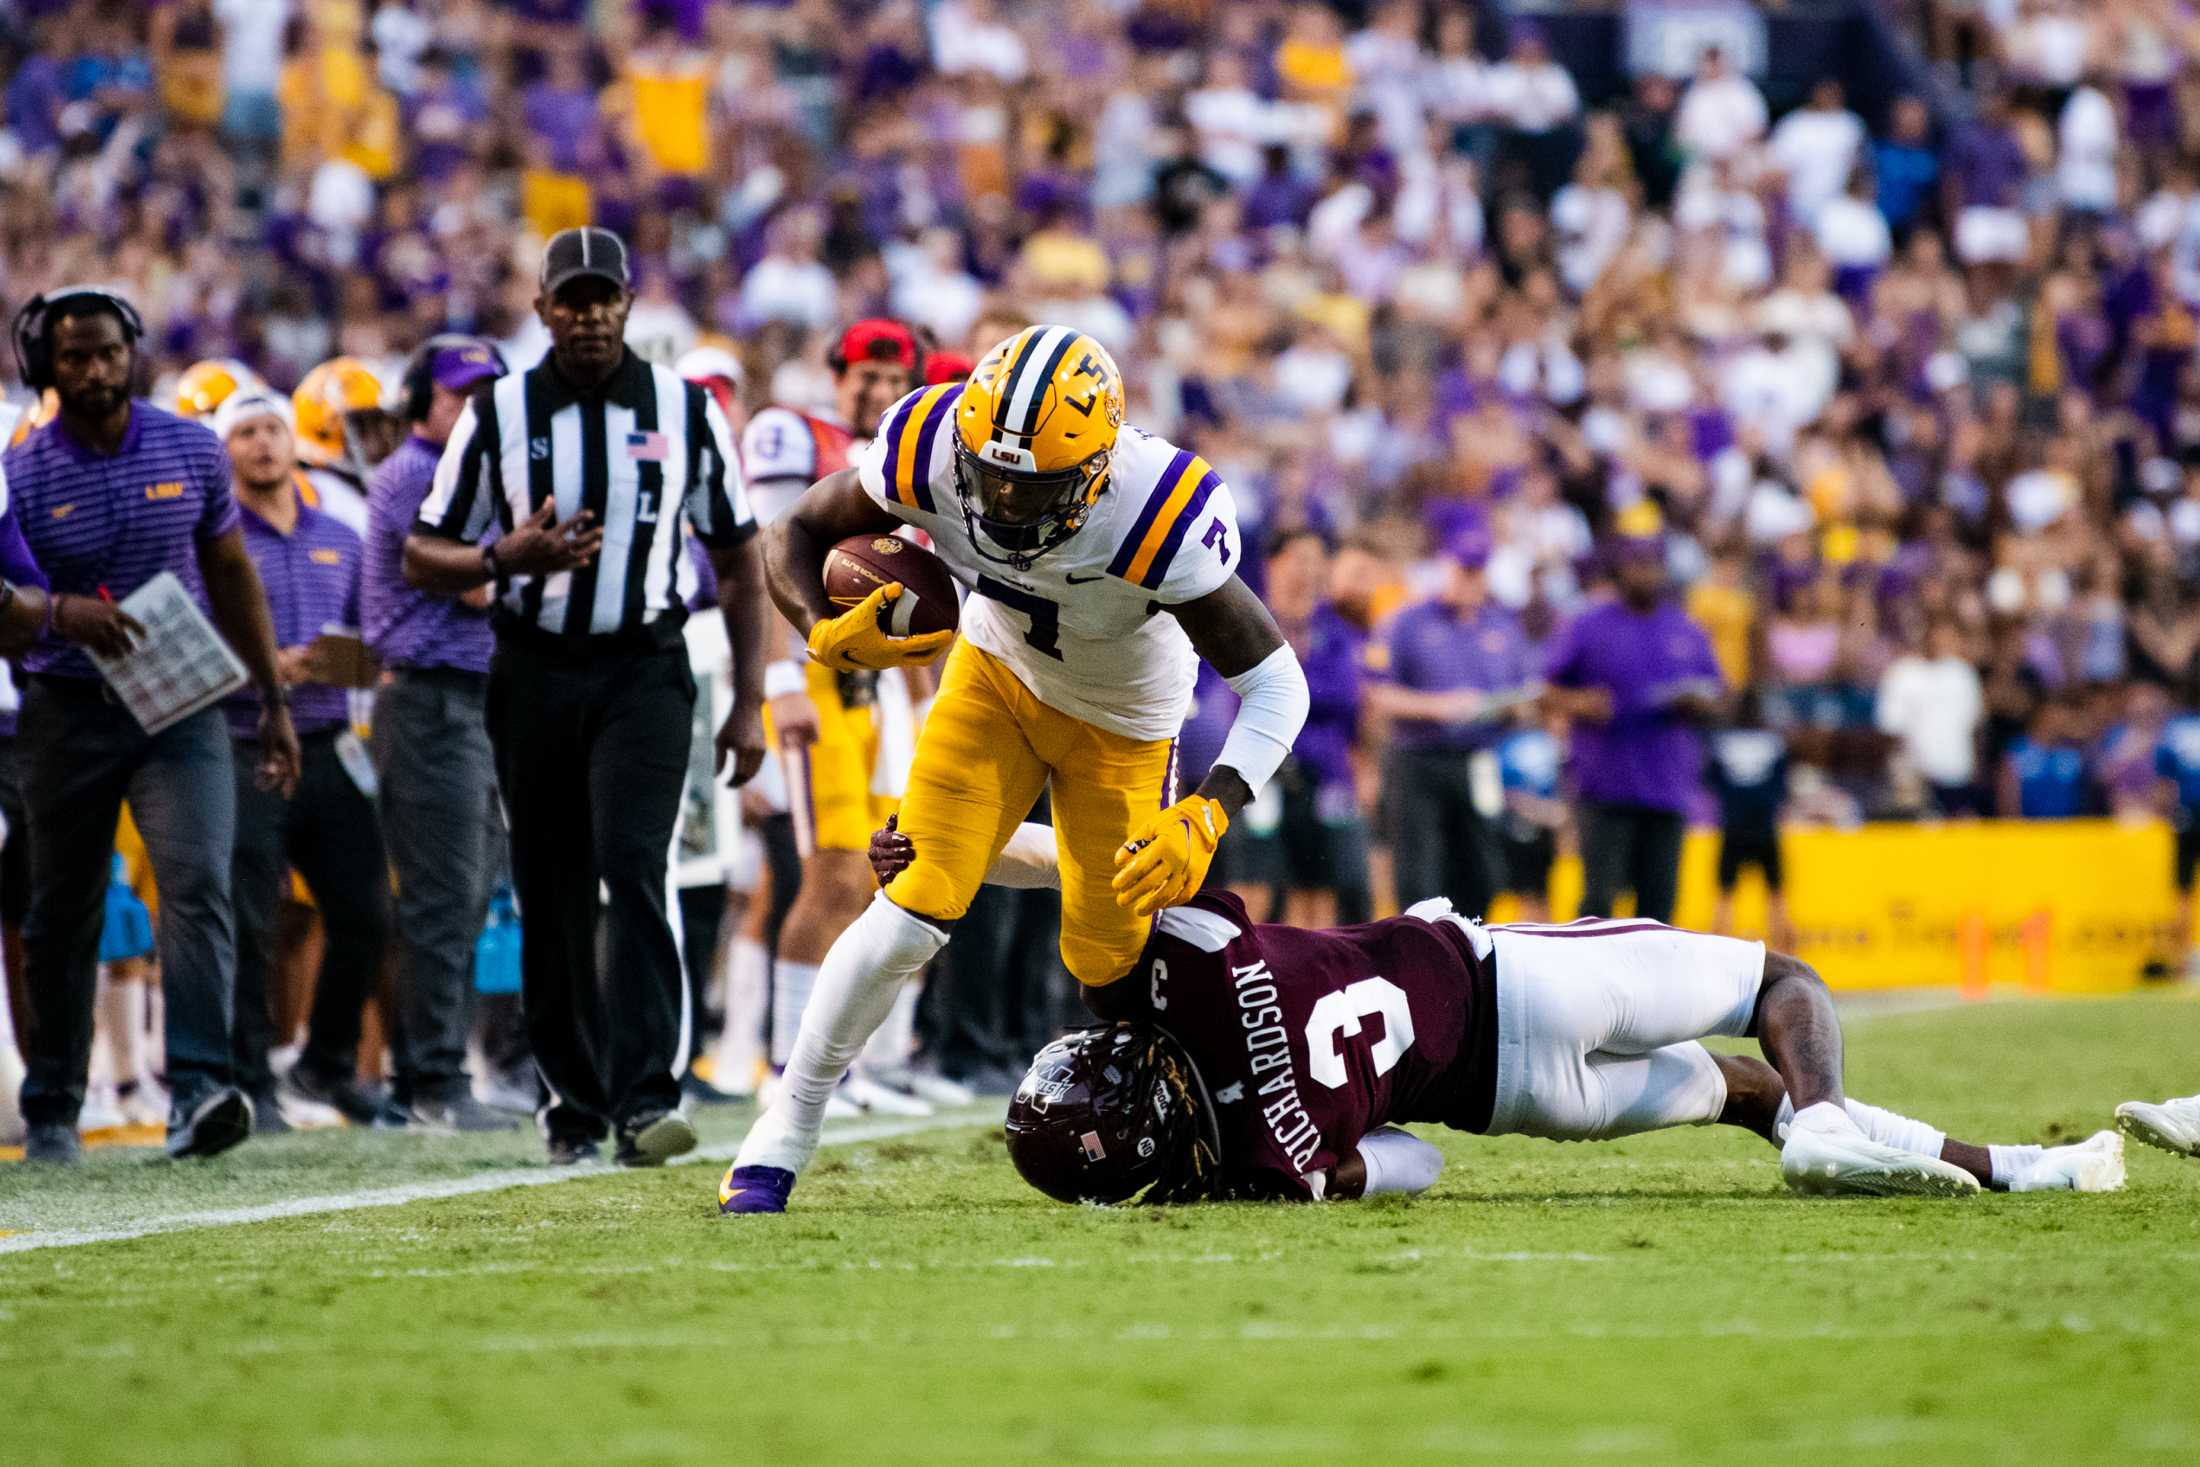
top-left (1112, 794), bottom-right (1229, 916)
top-left (806, 583), bottom-right (954, 672)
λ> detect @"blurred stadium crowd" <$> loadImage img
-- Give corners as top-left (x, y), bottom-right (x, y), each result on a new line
top-left (8, 0), bottom-right (2200, 1138)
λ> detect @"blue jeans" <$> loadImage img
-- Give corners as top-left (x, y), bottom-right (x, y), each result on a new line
top-left (17, 680), bottom-right (237, 1125)
top-left (372, 668), bottom-right (501, 1104)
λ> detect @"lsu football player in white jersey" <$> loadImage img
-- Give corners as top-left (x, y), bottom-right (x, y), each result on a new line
top-left (722, 324), bottom-right (1310, 1212)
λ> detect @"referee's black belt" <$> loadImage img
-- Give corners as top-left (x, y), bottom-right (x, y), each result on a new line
top-left (491, 610), bottom-right (688, 661)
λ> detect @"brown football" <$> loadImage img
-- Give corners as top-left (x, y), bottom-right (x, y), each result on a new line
top-left (822, 533), bottom-right (961, 638)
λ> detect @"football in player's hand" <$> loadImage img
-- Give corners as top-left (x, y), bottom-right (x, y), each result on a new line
top-left (823, 534), bottom-right (960, 638)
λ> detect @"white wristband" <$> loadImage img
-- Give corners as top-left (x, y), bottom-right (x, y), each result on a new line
top-left (1355, 1127), bottom-right (1444, 1198)
top-left (763, 659), bottom-right (807, 700)
top-left (1215, 643), bottom-right (1310, 795)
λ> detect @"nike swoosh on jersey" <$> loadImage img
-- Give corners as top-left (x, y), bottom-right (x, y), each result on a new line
top-left (1064, 571), bottom-right (1107, 584)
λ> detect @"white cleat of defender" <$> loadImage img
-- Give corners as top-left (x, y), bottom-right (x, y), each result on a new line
top-left (1780, 1102), bottom-right (1981, 1198)
top-left (2115, 1094), bottom-right (2200, 1158)
top-left (2001, 1130), bottom-right (2126, 1193)
top-left (841, 1074), bottom-right (933, 1118)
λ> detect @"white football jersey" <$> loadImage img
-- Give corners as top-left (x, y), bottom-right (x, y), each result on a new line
top-left (301, 465), bottom-right (369, 537)
top-left (740, 405), bottom-right (857, 526)
top-left (857, 383), bottom-right (1241, 741)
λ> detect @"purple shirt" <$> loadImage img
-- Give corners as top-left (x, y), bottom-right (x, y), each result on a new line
top-left (1383, 597), bottom-right (1534, 753)
top-left (1949, 121), bottom-right (2027, 208)
top-left (363, 435), bottom-right (492, 675)
top-left (1544, 598), bottom-right (1724, 814)
top-left (228, 496), bottom-right (359, 738)
top-left (4, 404), bottom-right (237, 681)
top-left (1289, 602), bottom-right (1364, 795)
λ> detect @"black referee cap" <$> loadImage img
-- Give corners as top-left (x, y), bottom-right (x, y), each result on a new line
top-left (541, 227), bottom-right (632, 296)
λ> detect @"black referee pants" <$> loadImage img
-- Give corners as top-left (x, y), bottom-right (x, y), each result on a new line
top-left (1578, 801), bottom-right (1687, 925)
top-left (487, 634), bottom-right (693, 1143)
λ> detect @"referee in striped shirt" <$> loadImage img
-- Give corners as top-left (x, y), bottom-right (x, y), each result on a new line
top-left (404, 228), bottom-right (769, 1167)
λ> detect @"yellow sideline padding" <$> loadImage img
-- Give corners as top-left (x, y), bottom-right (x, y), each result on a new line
top-left (1490, 819), bottom-right (2179, 993)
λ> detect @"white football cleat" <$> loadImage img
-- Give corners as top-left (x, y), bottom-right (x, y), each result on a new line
top-left (1780, 1102), bottom-right (1981, 1198)
top-left (842, 1073), bottom-right (933, 1118)
top-left (872, 1065), bottom-right (975, 1108)
top-left (2115, 1094), bottom-right (2200, 1158)
top-left (2002, 1130), bottom-right (2126, 1192)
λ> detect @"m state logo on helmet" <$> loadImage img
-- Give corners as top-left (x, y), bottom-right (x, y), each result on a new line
top-left (953, 325), bottom-right (1124, 570)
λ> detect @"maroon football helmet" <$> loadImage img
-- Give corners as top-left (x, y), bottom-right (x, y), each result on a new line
top-left (1003, 1023), bottom-right (1222, 1205)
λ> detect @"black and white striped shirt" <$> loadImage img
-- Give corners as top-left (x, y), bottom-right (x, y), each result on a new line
top-left (416, 350), bottom-right (753, 638)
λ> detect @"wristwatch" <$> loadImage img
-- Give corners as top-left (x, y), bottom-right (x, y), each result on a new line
top-left (264, 685), bottom-right (292, 710)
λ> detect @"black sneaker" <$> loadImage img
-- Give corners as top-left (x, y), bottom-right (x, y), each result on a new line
top-left (24, 1120), bottom-right (81, 1165)
top-left (281, 1065), bottom-right (383, 1126)
top-left (546, 1134), bottom-right (602, 1166)
top-left (407, 1095), bottom-right (520, 1134)
top-left (250, 1090), bottom-right (293, 1136)
top-left (371, 1093), bottom-right (411, 1129)
top-left (166, 1087), bottom-right (253, 1160)
top-left (615, 1108), bottom-right (697, 1168)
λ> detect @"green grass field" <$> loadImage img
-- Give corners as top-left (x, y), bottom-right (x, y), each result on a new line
top-left (5, 992), bottom-right (2198, 1465)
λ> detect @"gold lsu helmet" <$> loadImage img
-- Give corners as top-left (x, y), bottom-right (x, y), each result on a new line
top-left (173, 358), bottom-right (261, 420)
top-left (954, 325), bottom-right (1123, 569)
top-left (5, 389), bottom-right (58, 448)
top-left (293, 356), bottom-right (390, 470)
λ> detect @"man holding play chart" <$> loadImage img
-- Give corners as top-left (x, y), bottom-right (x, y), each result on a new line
top-left (5, 285), bottom-right (297, 1165)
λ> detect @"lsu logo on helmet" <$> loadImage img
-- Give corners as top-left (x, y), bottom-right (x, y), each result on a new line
top-left (952, 325), bottom-right (1124, 569)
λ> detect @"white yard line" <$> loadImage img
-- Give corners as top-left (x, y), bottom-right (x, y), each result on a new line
top-left (0, 1109), bottom-right (995, 1256)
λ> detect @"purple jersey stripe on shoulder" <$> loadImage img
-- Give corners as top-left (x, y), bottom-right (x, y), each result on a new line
top-left (1107, 449), bottom-right (1193, 579)
top-left (1136, 467), bottom-right (1220, 590)
top-left (905, 384), bottom-right (961, 514)
top-left (877, 392), bottom-right (919, 507)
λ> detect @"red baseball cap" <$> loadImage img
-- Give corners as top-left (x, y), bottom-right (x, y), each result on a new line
top-left (833, 318), bottom-right (919, 372)
top-left (925, 351), bottom-right (974, 386)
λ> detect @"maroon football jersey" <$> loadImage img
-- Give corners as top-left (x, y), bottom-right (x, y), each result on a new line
top-left (1126, 892), bottom-right (1498, 1200)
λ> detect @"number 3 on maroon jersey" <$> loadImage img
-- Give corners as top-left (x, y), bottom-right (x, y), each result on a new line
top-left (1305, 977), bottom-right (1416, 1090)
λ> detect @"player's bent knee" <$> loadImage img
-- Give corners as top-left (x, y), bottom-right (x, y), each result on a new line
top-left (882, 859), bottom-right (976, 928)
top-left (1761, 951), bottom-right (1825, 994)
top-left (1750, 951), bottom-right (1827, 1033)
top-left (1059, 927), bottom-right (1145, 988)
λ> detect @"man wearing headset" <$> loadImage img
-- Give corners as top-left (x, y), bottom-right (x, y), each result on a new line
top-left (5, 286), bottom-right (298, 1164)
top-left (360, 335), bottom-right (519, 1132)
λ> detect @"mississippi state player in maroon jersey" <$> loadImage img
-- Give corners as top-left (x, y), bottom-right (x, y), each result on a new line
top-left (869, 821), bottom-right (2126, 1203)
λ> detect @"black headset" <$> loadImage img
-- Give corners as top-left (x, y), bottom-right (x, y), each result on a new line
top-left (11, 285), bottom-right (146, 391)
top-left (398, 334), bottom-right (507, 423)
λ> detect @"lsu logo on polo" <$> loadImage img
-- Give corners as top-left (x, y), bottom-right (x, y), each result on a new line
top-left (309, 549), bottom-right (344, 567)
top-left (48, 502), bottom-right (75, 520)
top-left (145, 481), bottom-right (185, 501)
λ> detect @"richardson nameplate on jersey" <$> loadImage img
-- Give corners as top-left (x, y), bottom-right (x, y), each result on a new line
top-left (1233, 958), bottom-right (1322, 1175)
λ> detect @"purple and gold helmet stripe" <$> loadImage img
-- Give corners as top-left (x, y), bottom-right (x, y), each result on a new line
top-left (989, 326), bottom-right (1052, 436)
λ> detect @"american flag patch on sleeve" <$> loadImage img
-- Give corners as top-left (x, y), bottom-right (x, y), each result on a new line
top-left (626, 431), bottom-right (669, 462)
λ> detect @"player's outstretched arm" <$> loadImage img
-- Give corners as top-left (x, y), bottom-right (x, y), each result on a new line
top-left (1111, 578), bottom-right (1310, 916)
top-left (1330, 1128), bottom-right (1444, 1201)
top-left (764, 468), bottom-right (903, 636)
top-left (868, 815), bottom-right (1058, 891)
top-left (1166, 576), bottom-right (1304, 819)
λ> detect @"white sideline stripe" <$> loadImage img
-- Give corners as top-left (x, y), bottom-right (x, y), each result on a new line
top-left (0, 1109), bottom-right (994, 1256)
